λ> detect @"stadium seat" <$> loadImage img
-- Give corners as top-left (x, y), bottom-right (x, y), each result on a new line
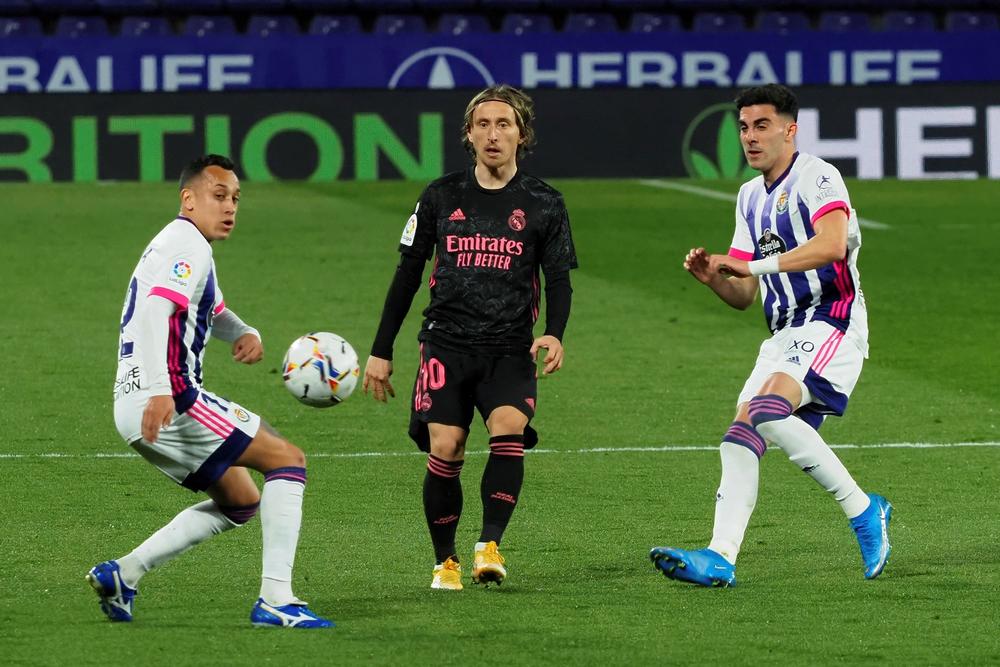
top-left (0, 0), bottom-right (32, 15)
top-left (757, 10), bottom-right (810, 33)
top-left (481, 0), bottom-right (542, 13)
top-left (373, 13), bottom-right (426, 33)
top-left (226, 0), bottom-right (286, 12)
top-left (31, 0), bottom-right (98, 12)
top-left (94, 0), bottom-right (159, 13)
top-left (544, 0), bottom-right (604, 10)
top-left (0, 15), bottom-right (42, 35)
top-left (307, 13), bottom-right (361, 33)
top-left (818, 11), bottom-right (871, 32)
top-left (500, 12), bottom-right (553, 33)
top-left (437, 13), bottom-right (491, 34)
top-left (564, 12), bottom-right (617, 32)
top-left (692, 11), bottom-right (745, 32)
top-left (354, 0), bottom-right (415, 12)
top-left (607, 0), bottom-right (671, 10)
top-left (416, 0), bottom-right (478, 10)
top-left (55, 15), bottom-right (110, 36)
top-left (120, 15), bottom-right (172, 34)
top-left (882, 10), bottom-right (935, 31)
top-left (160, 0), bottom-right (224, 12)
top-left (628, 12), bottom-right (681, 32)
top-left (289, 0), bottom-right (350, 9)
top-left (246, 14), bottom-right (299, 35)
top-left (181, 14), bottom-right (236, 35)
top-left (944, 11), bottom-right (999, 31)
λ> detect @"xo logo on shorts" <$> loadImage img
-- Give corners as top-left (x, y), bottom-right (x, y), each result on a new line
top-left (172, 261), bottom-right (193, 279)
top-left (233, 408), bottom-right (250, 422)
top-left (786, 339), bottom-right (815, 353)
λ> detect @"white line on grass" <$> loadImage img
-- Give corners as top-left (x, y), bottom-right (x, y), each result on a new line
top-left (2, 442), bottom-right (997, 460)
top-left (638, 179), bottom-right (892, 231)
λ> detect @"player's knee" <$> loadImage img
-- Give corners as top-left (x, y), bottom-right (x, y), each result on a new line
top-left (747, 394), bottom-right (794, 430)
top-left (282, 441), bottom-right (306, 469)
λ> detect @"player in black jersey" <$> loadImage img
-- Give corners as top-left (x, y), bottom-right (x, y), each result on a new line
top-left (363, 85), bottom-right (578, 590)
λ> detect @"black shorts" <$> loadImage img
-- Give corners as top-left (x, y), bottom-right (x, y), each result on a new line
top-left (408, 341), bottom-right (538, 452)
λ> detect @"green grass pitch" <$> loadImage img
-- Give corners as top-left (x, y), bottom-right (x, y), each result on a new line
top-left (1, 178), bottom-right (998, 664)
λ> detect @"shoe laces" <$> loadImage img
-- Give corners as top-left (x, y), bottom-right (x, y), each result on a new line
top-left (441, 557), bottom-right (461, 572)
top-left (479, 541), bottom-right (504, 564)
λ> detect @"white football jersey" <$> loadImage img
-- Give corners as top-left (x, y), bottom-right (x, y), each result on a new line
top-left (729, 152), bottom-right (868, 353)
top-left (114, 216), bottom-right (225, 412)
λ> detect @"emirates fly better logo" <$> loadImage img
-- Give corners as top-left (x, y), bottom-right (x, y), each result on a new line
top-left (682, 103), bottom-right (757, 180)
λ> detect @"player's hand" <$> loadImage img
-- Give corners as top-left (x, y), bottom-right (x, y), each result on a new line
top-left (531, 335), bottom-right (564, 375)
top-left (363, 355), bottom-right (396, 402)
top-left (232, 333), bottom-right (263, 364)
top-left (142, 394), bottom-right (175, 443)
top-left (710, 255), bottom-right (751, 278)
top-left (683, 247), bottom-right (715, 284)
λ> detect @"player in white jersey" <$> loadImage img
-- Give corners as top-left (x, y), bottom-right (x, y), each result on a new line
top-left (88, 155), bottom-right (332, 628)
top-left (650, 85), bottom-right (892, 587)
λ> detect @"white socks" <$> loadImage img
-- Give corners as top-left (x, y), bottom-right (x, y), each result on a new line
top-left (755, 416), bottom-right (870, 519)
top-left (708, 442), bottom-right (760, 565)
top-left (259, 477), bottom-right (305, 606)
top-left (117, 499), bottom-right (237, 588)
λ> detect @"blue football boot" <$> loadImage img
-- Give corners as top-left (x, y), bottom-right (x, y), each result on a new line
top-left (850, 493), bottom-right (893, 579)
top-left (86, 560), bottom-right (137, 622)
top-left (650, 546), bottom-right (736, 588)
top-left (250, 598), bottom-right (334, 629)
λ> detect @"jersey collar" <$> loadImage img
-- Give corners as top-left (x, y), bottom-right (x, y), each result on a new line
top-left (764, 151), bottom-right (799, 194)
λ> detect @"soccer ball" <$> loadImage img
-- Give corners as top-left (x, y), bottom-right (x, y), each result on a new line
top-left (282, 332), bottom-right (360, 407)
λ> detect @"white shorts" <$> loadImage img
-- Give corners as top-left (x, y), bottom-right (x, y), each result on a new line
top-left (114, 389), bottom-right (261, 492)
top-left (737, 321), bottom-right (865, 428)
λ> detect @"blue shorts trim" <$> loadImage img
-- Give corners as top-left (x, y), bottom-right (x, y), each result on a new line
top-left (181, 428), bottom-right (254, 492)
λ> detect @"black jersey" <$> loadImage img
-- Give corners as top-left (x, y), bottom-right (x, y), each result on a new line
top-left (399, 167), bottom-right (578, 354)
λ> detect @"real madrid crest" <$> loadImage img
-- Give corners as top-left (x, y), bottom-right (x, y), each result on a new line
top-left (776, 190), bottom-right (788, 214)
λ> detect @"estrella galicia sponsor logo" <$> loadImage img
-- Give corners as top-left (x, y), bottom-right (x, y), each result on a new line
top-left (757, 228), bottom-right (786, 257)
top-left (388, 47), bottom-right (494, 89)
top-left (682, 103), bottom-right (756, 180)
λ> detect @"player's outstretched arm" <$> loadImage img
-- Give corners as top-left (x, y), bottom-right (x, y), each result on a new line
top-left (713, 210), bottom-right (849, 278)
top-left (685, 247), bottom-right (758, 310)
top-left (531, 335), bottom-right (564, 375)
top-left (363, 355), bottom-right (395, 402)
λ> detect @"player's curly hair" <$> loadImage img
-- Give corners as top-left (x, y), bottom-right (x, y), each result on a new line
top-left (461, 84), bottom-right (536, 160)
top-left (179, 154), bottom-right (237, 191)
top-left (735, 84), bottom-right (799, 121)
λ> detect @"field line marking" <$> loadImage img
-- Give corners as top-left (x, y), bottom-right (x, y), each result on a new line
top-left (2, 442), bottom-right (997, 460)
top-left (637, 179), bottom-right (891, 231)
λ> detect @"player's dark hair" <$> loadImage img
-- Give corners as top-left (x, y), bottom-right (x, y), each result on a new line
top-left (179, 154), bottom-right (237, 191)
top-left (462, 84), bottom-right (536, 160)
top-left (735, 84), bottom-right (799, 121)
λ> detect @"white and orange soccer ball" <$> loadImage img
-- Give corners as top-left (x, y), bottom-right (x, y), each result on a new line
top-left (282, 332), bottom-right (360, 407)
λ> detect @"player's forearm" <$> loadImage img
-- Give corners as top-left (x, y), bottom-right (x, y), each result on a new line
top-left (142, 295), bottom-right (175, 396)
top-left (212, 308), bottom-right (260, 344)
top-left (708, 274), bottom-right (758, 310)
top-left (370, 254), bottom-right (424, 359)
top-left (543, 270), bottom-right (572, 341)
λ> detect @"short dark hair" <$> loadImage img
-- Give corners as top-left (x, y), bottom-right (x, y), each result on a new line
top-left (734, 84), bottom-right (799, 121)
top-left (179, 154), bottom-right (236, 191)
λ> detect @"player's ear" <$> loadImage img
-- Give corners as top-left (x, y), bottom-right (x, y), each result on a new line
top-left (786, 122), bottom-right (797, 141)
top-left (180, 188), bottom-right (194, 211)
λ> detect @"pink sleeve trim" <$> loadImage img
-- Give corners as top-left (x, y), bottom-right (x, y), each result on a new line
top-left (213, 300), bottom-right (226, 316)
top-left (728, 248), bottom-right (754, 261)
top-left (811, 201), bottom-right (849, 224)
top-left (149, 286), bottom-right (189, 309)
